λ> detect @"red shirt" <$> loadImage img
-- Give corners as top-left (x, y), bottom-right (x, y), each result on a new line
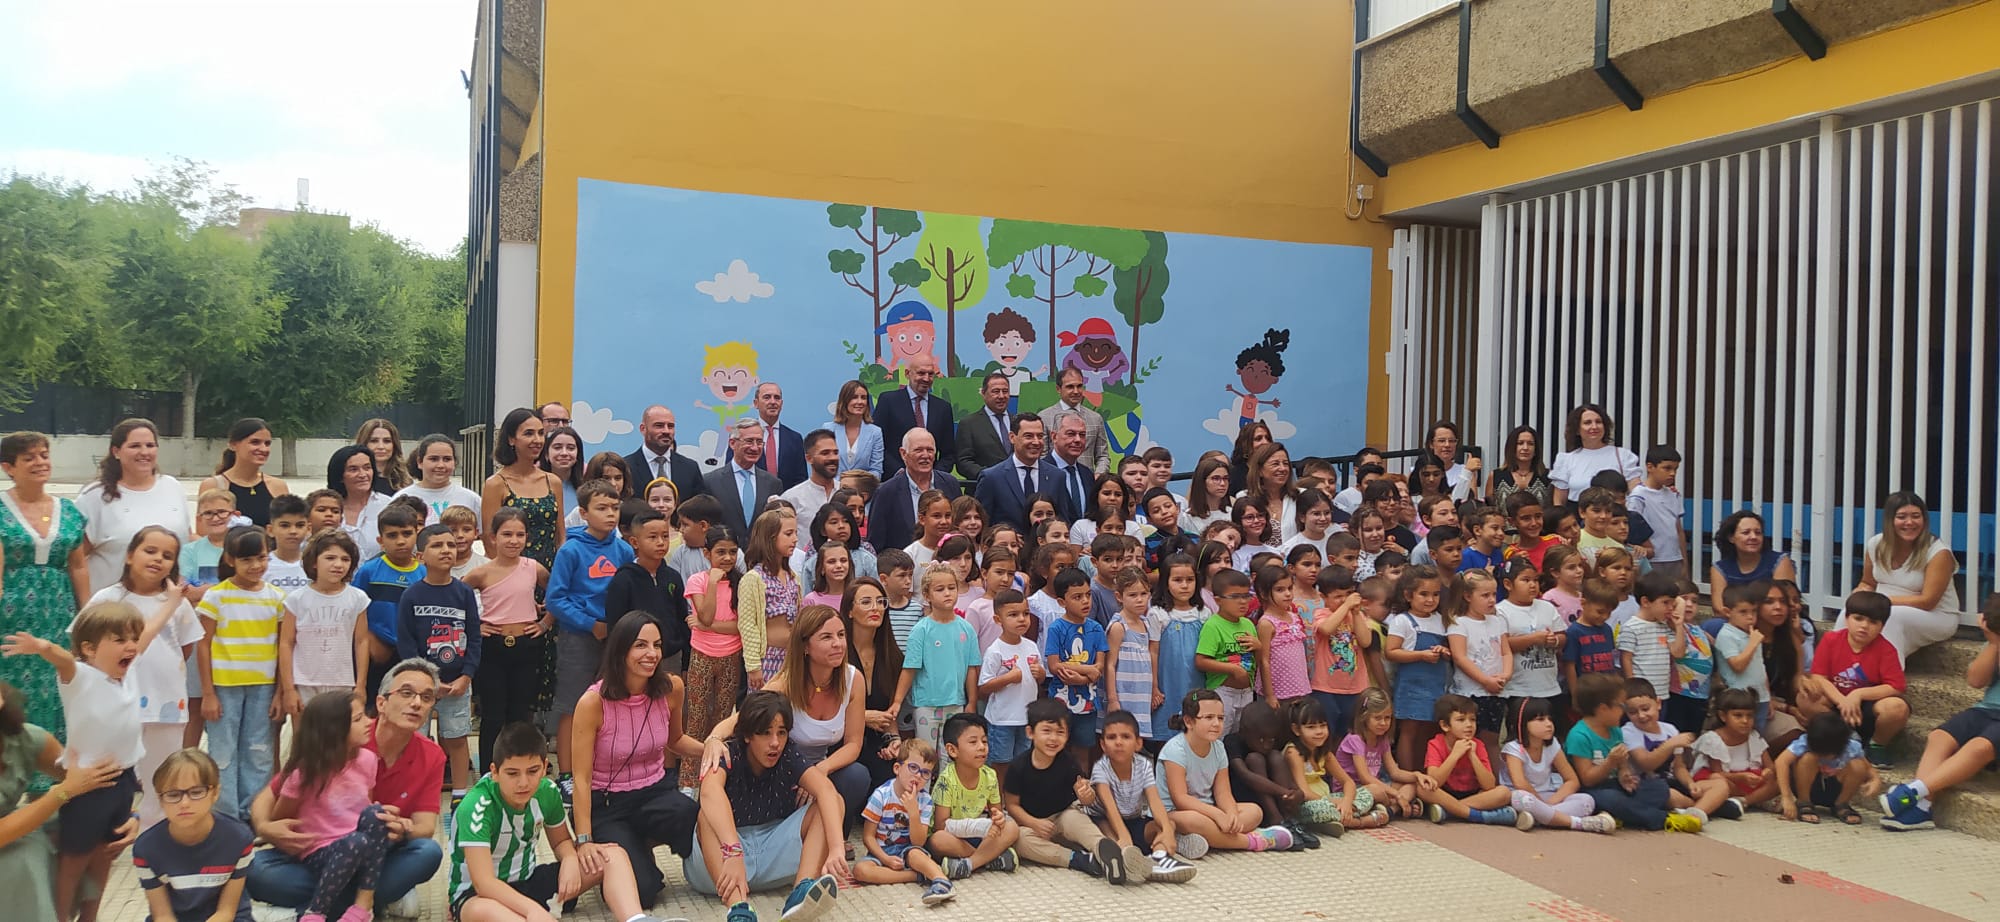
top-left (1810, 630), bottom-right (1906, 695)
top-left (267, 722), bottom-right (445, 817)
top-left (1425, 734), bottom-right (1492, 792)
top-left (1507, 534), bottom-right (1563, 571)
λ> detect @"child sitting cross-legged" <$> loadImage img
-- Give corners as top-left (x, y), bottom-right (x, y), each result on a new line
top-left (1087, 710), bottom-right (1199, 882)
top-left (1499, 698), bottom-right (1614, 833)
top-left (1225, 703), bottom-right (1320, 849)
top-left (1339, 688), bottom-right (1431, 820)
top-left (270, 691), bottom-right (394, 922)
top-left (1004, 698), bottom-right (1126, 881)
top-left (1690, 687), bottom-right (1781, 813)
top-left (1881, 593), bottom-right (2000, 830)
top-left (1159, 689), bottom-right (1296, 853)
top-left (1776, 711), bottom-right (1883, 826)
top-left (1419, 694), bottom-right (1522, 827)
top-left (1620, 679), bottom-right (1738, 827)
top-left (926, 712), bottom-right (1022, 878)
top-left (1283, 697), bottom-right (1387, 831)
top-left (1564, 672), bottom-right (1701, 833)
top-left (854, 738), bottom-right (956, 906)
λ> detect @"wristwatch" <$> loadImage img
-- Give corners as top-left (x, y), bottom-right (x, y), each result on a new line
top-left (572, 833), bottom-right (593, 846)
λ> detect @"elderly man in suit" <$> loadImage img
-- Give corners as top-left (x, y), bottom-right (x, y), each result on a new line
top-left (1046, 408), bottom-right (1097, 522)
top-left (955, 371), bottom-right (1013, 482)
top-left (1038, 367), bottom-right (1111, 474)
top-left (625, 405), bottom-right (708, 502)
top-left (753, 382), bottom-right (808, 489)
top-left (701, 417), bottom-right (783, 537)
top-left (876, 353), bottom-right (956, 478)
top-left (867, 428), bottom-right (962, 552)
top-left (974, 414), bottom-right (1074, 532)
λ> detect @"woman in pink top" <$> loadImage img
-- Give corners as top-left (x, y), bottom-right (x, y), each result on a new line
top-left (270, 692), bottom-right (388, 922)
top-left (570, 611), bottom-right (706, 907)
top-left (463, 507), bottom-right (550, 782)
top-left (681, 525), bottom-right (742, 788)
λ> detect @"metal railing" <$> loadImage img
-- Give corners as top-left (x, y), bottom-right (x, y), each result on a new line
top-left (1366, 0), bottom-right (1459, 39)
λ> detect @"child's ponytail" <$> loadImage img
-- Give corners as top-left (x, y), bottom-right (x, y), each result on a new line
top-left (216, 525), bottom-right (273, 582)
top-left (1168, 688), bottom-right (1222, 733)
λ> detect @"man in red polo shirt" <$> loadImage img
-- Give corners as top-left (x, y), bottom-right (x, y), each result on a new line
top-left (246, 659), bottom-right (447, 919)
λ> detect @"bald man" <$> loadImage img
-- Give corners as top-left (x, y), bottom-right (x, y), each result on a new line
top-left (875, 354), bottom-right (957, 478)
top-left (623, 405), bottom-right (708, 501)
top-left (867, 428), bottom-right (963, 552)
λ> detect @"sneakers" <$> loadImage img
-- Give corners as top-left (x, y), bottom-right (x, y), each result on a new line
top-left (1147, 850), bottom-right (1199, 883)
top-left (941, 857), bottom-right (973, 880)
top-left (1095, 838), bottom-right (1131, 884)
top-left (1515, 808), bottom-right (1536, 831)
top-left (921, 879), bottom-right (956, 906)
top-left (1664, 812), bottom-right (1704, 834)
top-left (556, 773), bottom-right (576, 810)
top-left (779, 874), bottom-right (839, 921)
top-left (727, 902), bottom-right (759, 922)
top-left (1866, 742), bottom-right (1895, 769)
top-left (1424, 803), bottom-right (1447, 824)
top-left (1247, 825), bottom-right (1295, 851)
top-left (382, 891), bottom-right (422, 920)
top-left (335, 908), bottom-right (374, 922)
top-left (1472, 807), bottom-right (1520, 827)
top-left (1175, 833), bottom-right (1209, 860)
top-left (1880, 785), bottom-right (1937, 831)
top-left (1284, 823), bottom-right (1320, 850)
top-left (251, 905), bottom-right (299, 922)
top-left (1578, 812), bottom-right (1617, 834)
top-left (992, 847), bottom-right (1019, 872)
top-left (1715, 797), bottom-right (1746, 821)
top-left (1068, 848), bottom-right (1106, 877)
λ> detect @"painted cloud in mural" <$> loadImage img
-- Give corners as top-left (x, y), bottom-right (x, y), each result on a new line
top-left (567, 401), bottom-right (634, 444)
top-left (695, 259), bottom-right (775, 302)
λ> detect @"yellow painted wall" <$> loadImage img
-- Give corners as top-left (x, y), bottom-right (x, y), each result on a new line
top-left (1381, 1), bottom-right (2000, 214)
top-left (538, 0), bottom-right (1398, 442)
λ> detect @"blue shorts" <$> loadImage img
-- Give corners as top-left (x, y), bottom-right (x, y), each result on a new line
top-left (427, 690), bottom-right (472, 740)
top-left (988, 724), bottom-right (1025, 765)
top-left (1066, 711), bottom-right (1099, 746)
top-left (857, 842), bottom-right (928, 866)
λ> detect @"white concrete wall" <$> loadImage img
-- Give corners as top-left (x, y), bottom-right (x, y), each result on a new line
top-left (26, 437), bottom-right (459, 484)
top-left (495, 241), bottom-right (540, 427)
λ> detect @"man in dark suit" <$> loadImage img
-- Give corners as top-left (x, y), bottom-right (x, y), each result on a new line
top-left (974, 414), bottom-right (1073, 532)
top-left (875, 352), bottom-right (956, 478)
top-left (625, 405), bottom-right (708, 502)
top-left (753, 382), bottom-right (807, 489)
top-left (867, 428), bottom-right (962, 552)
top-left (700, 417), bottom-right (783, 538)
top-left (955, 371), bottom-right (1013, 482)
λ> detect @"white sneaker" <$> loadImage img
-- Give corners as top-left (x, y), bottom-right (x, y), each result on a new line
top-left (250, 904), bottom-right (298, 922)
top-left (383, 890), bottom-right (423, 919)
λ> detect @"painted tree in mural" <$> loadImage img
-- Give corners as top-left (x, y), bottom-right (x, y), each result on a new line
top-left (915, 212), bottom-right (989, 375)
top-left (986, 220), bottom-right (1150, 369)
top-left (1111, 231), bottom-right (1170, 383)
top-left (826, 205), bottom-right (928, 362)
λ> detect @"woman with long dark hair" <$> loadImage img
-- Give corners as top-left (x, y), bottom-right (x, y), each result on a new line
top-left (203, 418), bottom-right (291, 526)
top-left (568, 611), bottom-right (703, 908)
top-left (0, 432), bottom-right (90, 752)
top-left (824, 380), bottom-right (884, 477)
top-left (1241, 441), bottom-right (1298, 542)
top-left (1486, 424), bottom-right (1553, 510)
top-left (539, 426), bottom-right (586, 515)
top-left (842, 577), bottom-right (903, 787)
top-left (326, 445), bottom-right (391, 560)
top-left (1227, 420), bottom-right (1273, 496)
top-left (1707, 510), bottom-right (1797, 614)
top-left (1850, 491), bottom-right (1961, 662)
top-left (1548, 404), bottom-right (1640, 507)
top-left (480, 408), bottom-right (566, 717)
top-left (353, 418), bottom-right (410, 494)
top-left (75, 419), bottom-right (190, 595)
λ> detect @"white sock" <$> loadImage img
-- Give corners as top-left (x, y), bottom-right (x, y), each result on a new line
top-left (1568, 816), bottom-right (1586, 829)
top-left (1911, 779), bottom-right (1932, 799)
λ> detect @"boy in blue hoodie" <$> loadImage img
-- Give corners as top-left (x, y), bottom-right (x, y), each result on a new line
top-left (547, 478), bottom-right (634, 799)
top-left (397, 524), bottom-right (483, 806)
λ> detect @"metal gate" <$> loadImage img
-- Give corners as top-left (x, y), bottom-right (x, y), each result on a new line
top-left (1393, 96), bottom-right (1998, 620)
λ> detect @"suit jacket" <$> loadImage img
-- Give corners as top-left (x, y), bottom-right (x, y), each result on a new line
top-left (867, 469), bottom-right (963, 553)
top-left (702, 462), bottom-right (784, 538)
top-left (624, 447), bottom-right (709, 504)
top-left (1038, 401), bottom-right (1111, 474)
top-left (974, 456), bottom-right (1078, 531)
top-left (823, 422), bottom-right (884, 477)
top-left (954, 408), bottom-right (1012, 482)
top-left (760, 421), bottom-right (808, 489)
top-left (876, 387), bottom-right (957, 478)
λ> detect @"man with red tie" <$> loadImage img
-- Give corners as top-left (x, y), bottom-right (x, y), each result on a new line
top-left (877, 349), bottom-right (957, 479)
top-left (754, 382), bottom-right (807, 489)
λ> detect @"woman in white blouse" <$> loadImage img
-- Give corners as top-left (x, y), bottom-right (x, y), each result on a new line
top-left (1548, 404), bottom-right (1641, 507)
top-left (1848, 491), bottom-right (1961, 663)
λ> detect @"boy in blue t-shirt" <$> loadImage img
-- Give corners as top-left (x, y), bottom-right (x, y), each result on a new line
top-left (1882, 594), bottom-right (2000, 830)
top-left (398, 524), bottom-right (484, 801)
top-left (1045, 568), bottom-right (1108, 758)
top-left (1561, 579), bottom-right (1621, 689)
top-left (1457, 507), bottom-right (1507, 574)
top-left (353, 504), bottom-right (424, 710)
top-left (1776, 711), bottom-right (1880, 825)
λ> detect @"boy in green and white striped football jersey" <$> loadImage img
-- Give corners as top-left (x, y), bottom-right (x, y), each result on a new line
top-left (448, 722), bottom-right (679, 922)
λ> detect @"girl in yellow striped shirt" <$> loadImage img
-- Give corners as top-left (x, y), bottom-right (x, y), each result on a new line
top-left (195, 526), bottom-right (286, 819)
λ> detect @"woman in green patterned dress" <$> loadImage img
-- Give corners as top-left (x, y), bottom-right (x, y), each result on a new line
top-left (0, 432), bottom-right (90, 779)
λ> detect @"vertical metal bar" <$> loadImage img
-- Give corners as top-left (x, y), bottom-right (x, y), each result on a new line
top-left (1939, 105), bottom-right (1963, 605)
top-left (1593, 185), bottom-right (1609, 409)
top-left (1475, 198), bottom-right (1504, 466)
top-left (1842, 129), bottom-right (1864, 589)
top-left (1811, 116), bottom-right (1846, 616)
top-left (1732, 154), bottom-right (1750, 517)
top-left (1773, 145), bottom-right (1794, 541)
top-left (1557, 192), bottom-right (1574, 449)
top-left (1968, 101), bottom-right (1993, 615)
top-left (1752, 147), bottom-right (1772, 519)
top-left (1916, 111), bottom-right (1936, 503)
top-left (1387, 230), bottom-right (1408, 453)
top-left (1638, 172), bottom-right (1657, 448)
top-left (1889, 118), bottom-right (1910, 505)
top-left (1674, 167), bottom-right (1693, 525)
top-left (1865, 122), bottom-right (1887, 567)
top-left (1694, 160), bottom-right (1714, 584)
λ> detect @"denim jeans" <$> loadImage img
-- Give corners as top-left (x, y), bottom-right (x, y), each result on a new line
top-left (246, 837), bottom-right (444, 909)
top-left (1585, 776), bottom-right (1671, 830)
top-left (208, 684), bottom-right (276, 819)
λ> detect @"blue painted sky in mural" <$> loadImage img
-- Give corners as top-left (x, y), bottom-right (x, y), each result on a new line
top-left (571, 178), bottom-right (1373, 466)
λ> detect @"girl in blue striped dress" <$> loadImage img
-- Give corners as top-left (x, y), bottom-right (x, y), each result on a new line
top-left (1147, 554), bottom-right (1208, 744)
top-left (1105, 570), bottom-right (1158, 740)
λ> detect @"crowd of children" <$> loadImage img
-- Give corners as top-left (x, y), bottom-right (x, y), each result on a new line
top-left (7, 410), bottom-right (1995, 922)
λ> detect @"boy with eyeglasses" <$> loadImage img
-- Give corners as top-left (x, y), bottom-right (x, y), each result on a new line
top-left (134, 749), bottom-right (255, 922)
top-left (854, 738), bottom-right (957, 905)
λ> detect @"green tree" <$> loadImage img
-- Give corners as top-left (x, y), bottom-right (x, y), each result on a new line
top-left (826, 204), bottom-right (928, 362)
top-left (132, 157), bottom-right (251, 230)
top-left (394, 239), bottom-right (469, 406)
top-left (0, 177), bottom-right (101, 410)
top-left (986, 221), bottom-right (1150, 369)
top-left (1111, 231), bottom-right (1170, 378)
top-left (914, 213), bottom-right (989, 375)
top-left (205, 218), bottom-right (423, 437)
top-left (107, 223), bottom-right (281, 437)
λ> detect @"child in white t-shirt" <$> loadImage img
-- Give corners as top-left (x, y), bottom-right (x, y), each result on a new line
top-left (394, 434), bottom-right (484, 526)
top-left (978, 590), bottom-right (1045, 772)
top-left (262, 495), bottom-right (313, 596)
top-left (278, 529), bottom-right (371, 716)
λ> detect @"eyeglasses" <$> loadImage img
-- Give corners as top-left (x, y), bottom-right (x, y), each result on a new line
top-left (901, 762), bottom-right (935, 779)
top-left (160, 785), bottom-right (211, 804)
top-left (389, 687), bottom-right (436, 704)
top-left (199, 510), bottom-right (234, 519)
top-left (852, 597), bottom-right (888, 608)
top-left (544, 417), bottom-right (571, 427)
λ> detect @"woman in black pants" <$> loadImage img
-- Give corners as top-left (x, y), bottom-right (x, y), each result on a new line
top-left (570, 611), bottom-right (704, 907)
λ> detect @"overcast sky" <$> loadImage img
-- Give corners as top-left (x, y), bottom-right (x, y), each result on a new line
top-left (0, 0), bottom-right (475, 255)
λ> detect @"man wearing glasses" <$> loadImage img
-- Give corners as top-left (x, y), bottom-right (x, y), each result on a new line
top-left (244, 660), bottom-right (447, 919)
top-left (538, 402), bottom-right (571, 428)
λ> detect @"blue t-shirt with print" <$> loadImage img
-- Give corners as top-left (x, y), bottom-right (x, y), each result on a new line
top-left (1044, 615), bottom-right (1109, 714)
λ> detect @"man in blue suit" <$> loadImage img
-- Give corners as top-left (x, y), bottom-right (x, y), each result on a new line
top-left (752, 382), bottom-right (807, 489)
top-left (974, 414), bottom-right (1074, 532)
top-left (867, 428), bottom-right (962, 552)
top-left (875, 347), bottom-right (956, 479)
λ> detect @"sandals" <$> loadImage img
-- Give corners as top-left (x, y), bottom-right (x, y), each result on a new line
top-left (1835, 803), bottom-right (1863, 825)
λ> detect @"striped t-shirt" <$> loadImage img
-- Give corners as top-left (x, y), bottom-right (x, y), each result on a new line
top-left (449, 774), bottom-right (565, 907)
top-left (1614, 617), bottom-right (1675, 697)
top-left (196, 578), bottom-right (286, 686)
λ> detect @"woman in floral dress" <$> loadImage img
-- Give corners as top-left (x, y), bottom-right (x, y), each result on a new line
top-left (0, 432), bottom-right (90, 770)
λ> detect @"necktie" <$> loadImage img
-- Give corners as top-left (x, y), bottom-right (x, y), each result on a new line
top-left (913, 393), bottom-right (926, 429)
top-left (766, 428), bottom-right (779, 474)
top-left (1021, 463), bottom-right (1035, 496)
top-left (993, 411), bottom-right (1008, 446)
top-left (654, 454), bottom-right (667, 478)
top-left (1071, 463), bottom-right (1087, 510)
top-left (737, 468), bottom-right (755, 523)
